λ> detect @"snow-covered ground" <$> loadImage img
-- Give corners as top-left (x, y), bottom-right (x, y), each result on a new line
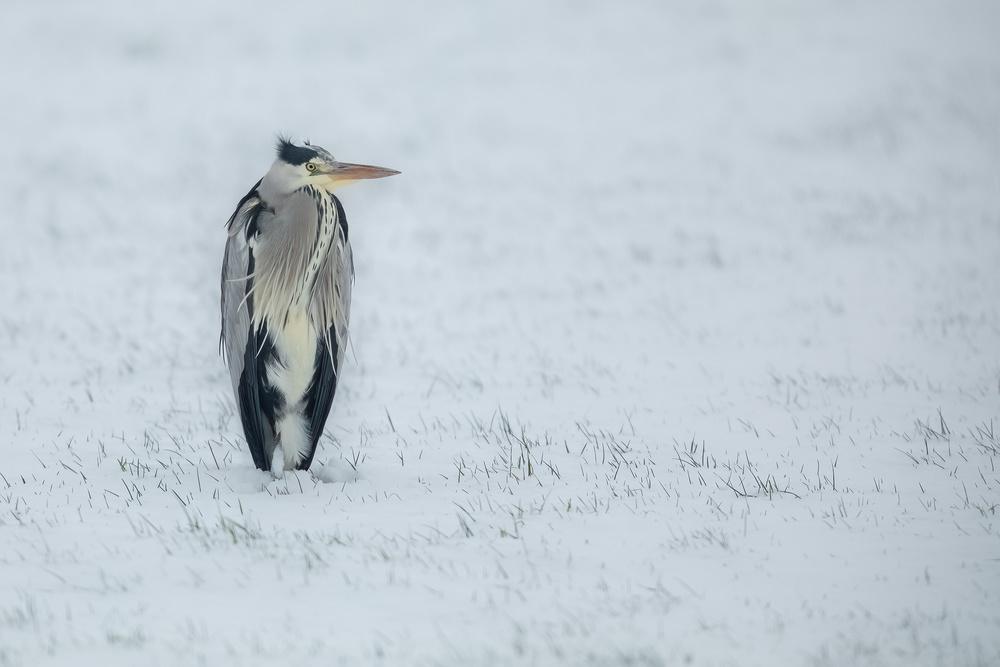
top-left (2, 1), bottom-right (998, 665)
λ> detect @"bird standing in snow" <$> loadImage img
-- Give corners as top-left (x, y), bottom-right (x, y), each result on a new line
top-left (221, 139), bottom-right (399, 474)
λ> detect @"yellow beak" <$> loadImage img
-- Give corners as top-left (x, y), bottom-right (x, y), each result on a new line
top-left (323, 162), bottom-right (400, 187)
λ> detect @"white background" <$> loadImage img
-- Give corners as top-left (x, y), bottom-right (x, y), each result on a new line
top-left (1, 1), bottom-right (998, 665)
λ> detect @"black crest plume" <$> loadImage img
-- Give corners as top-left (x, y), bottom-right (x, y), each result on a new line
top-left (277, 137), bottom-right (319, 166)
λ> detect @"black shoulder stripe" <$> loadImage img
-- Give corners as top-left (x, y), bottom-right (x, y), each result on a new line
top-left (253, 327), bottom-right (284, 425)
top-left (238, 325), bottom-right (285, 471)
top-left (235, 250), bottom-right (284, 472)
top-left (237, 364), bottom-right (269, 470)
top-left (245, 202), bottom-right (263, 239)
top-left (227, 178), bottom-right (263, 228)
top-left (332, 194), bottom-right (348, 242)
top-left (298, 328), bottom-right (340, 470)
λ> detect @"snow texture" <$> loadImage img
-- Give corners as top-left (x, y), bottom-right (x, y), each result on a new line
top-left (1, 1), bottom-right (999, 665)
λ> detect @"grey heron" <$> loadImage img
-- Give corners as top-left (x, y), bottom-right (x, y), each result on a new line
top-left (221, 139), bottom-right (399, 474)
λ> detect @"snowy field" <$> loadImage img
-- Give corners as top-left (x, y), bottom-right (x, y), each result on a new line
top-left (2, 1), bottom-right (999, 665)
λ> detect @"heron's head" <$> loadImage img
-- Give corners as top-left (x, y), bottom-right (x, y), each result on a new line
top-left (265, 138), bottom-right (400, 195)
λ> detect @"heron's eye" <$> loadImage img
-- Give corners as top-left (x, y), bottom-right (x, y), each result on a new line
top-left (306, 163), bottom-right (317, 172)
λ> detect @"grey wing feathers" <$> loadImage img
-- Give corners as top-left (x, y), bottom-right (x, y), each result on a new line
top-left (220, 180), bottom-right (262, 398)
top-left (334, 241), bottom-right (353, 370)
top-left (221, 182), bottom-right (354, 472)
top-left (314, 194), bottom-right (353, 370)
top-left (299, 197), bottom-right (353, 469)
